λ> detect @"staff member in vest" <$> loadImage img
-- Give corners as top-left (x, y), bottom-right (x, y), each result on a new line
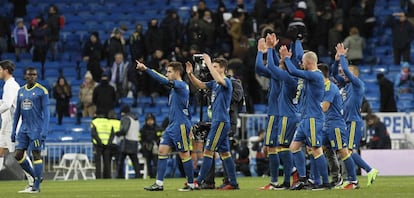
top-left (91, 114), bottom-right (115, 179)
top-left (116, 105), bottom-right (140, 178)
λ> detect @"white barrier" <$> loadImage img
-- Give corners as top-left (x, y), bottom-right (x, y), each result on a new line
top-left (361, 149), bottom-right (414, 176)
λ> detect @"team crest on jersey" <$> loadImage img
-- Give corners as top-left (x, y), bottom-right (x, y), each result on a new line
top-left (21, 99), bottom-right (33, 110)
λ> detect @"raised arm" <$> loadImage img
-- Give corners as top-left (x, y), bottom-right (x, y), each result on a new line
top-left (280, 45), bottom-right (313, 79)
top-left (255, 38), bottom-right (271, 77)
top-left (336, 43), bottom-right (361, 88)
top-left (185, 61), bottom-right (207, 89)
top-left (136, 60), bottom-right (169, 85)
top-left (331, 60), bottom-right (346, 86)
top-left (203, 54), bottom-right (227, 87)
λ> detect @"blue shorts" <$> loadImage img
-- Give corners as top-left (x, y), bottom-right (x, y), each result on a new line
top-left (16, 131), bottom-right (43, 151)
top-left (160, 123), bottom-right (191, 152)
top-left (204, 121), bottom-right (230, 153)
top-left (293, 118), bottom-right (323, 147)
top-left (264, 115), bottom-right (279, 147)
top-left (347, 120), bottom-right (364, 149)
top-left (323, 121), bottom-right (349, 150)
top-left (278, 116), bottom-right (299, 147)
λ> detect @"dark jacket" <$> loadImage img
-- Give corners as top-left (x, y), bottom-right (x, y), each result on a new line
top-left (378, 75), bottom-right (397, 112)
top-left (92, 81), bottom-right (116, 115)
top-left (386, 15), bottom-right (414, 49)
top-left (140, 116), bottom-right (162, 157)
top-left (367, 122), bottom-right (391, 149)
top-left (47, 13), bottom-right (60, 42)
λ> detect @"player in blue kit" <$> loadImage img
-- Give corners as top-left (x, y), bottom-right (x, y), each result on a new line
top-left (332, 43), bottom-right (379, 187)
top-left (186, 54), bottom-right (239, 190)
top-left (266, 34), bottom-right (300, 190)
top-left (280, 46), bottom-right (331, 190)
top-left (255, 36), bottom-right (283, 190)
top-left (11, 67), bottom-right (49, 193)
top-left (136, 61), bottom-right (194, 191)
top-left (318, 63), bottom-right (359, 189)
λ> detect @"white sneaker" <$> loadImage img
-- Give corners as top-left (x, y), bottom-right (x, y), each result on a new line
top-left (18, 186), bottom-right (33, 193)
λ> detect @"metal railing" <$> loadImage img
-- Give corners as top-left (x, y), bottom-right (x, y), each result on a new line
top-left (42, 142), bottom-right (93, 172)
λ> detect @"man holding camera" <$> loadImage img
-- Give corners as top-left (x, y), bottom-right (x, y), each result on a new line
top-left (186, 54), bottom-right (239, 190)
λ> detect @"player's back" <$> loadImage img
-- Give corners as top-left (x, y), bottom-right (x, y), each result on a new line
top-left (267, 78), bottom-right (281, 116)
top-left (299, 70), bottom-right (324, 119)
top-left (342, 78), bottom-right (365, 121)
top-left (278, 76), bottom-right (298, 117)
top-left (324, 81), bottom-right (346, 126)
top-left (18, 83), bottom-right (48, 131)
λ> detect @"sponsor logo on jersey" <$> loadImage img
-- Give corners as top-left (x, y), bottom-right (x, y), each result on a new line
top-left (21, 99), bottom-right (33, 110)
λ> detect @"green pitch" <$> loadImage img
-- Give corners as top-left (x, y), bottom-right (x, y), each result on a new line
top-left (0, 176), bottom-right (413, 198)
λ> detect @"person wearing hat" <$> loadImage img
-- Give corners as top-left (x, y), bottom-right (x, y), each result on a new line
top-left (140, 113), bottom-right (163, 178)
top-left (115, 105), bottom-right (140, 178)
top-left (394, 62), bottom-right (414, 94)
top-left (11, 18), bottom-right (29, 62)
top-left (82, 31), bottom-right (103, 82)
top-left (92, 73), bottom-right (116, 118)
top-left (79, 71), bottom-right (97, 117)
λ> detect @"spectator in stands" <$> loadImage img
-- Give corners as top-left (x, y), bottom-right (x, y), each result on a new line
top-left (309, 2), bottom-right (333, 56)
top-left (253, 0), bottom-right (268, 26)
top-left (53, 76), bottom-right (72, 125)
top-left (196, 0), bottom-right (209, 19)
top-left (146, 50), bottom-right (169, 97)
top-left (82, 32), bottom-right (103, 82)
top-left (401, 0), bottom-right (414, 25)
top-left (79, 71), bottom-right (96, 117)
top-left (128, 24), bottom-right (146, 67)
top-left (160, 9), bottom-right (183, 55)
top-left (385, 12), bottom-right (414, 64)
top-left (145, 19), bottom-right (163, 60)
top-left (103, 28), bottom-right (126, 67)
top-left (229, 10), bottom-right (249, 59)
top-left (394, 62), bottom-right (414, 94)
top-left (0, 15), bottom-right (11, 60)
top-left (11, 18), bottom-right (29, 62)
top-left (187, 11), bottom-right (205, 52)
top-left (377, 73), bottom-right (397, 112)
top-left (343, 27), bottom-right (365, 65)
top-left (328, 20), bottom-right (344, 61)
top-left (214, 1), bottom-right (232, 55)
top-left (110, 53), bottom-right (130, 99)
top-left (116, 105), bottom-right (141, 179)
top-left (140, 113), bottom-right (163, 178)
top-left (46, 4), bottom-right (61, 61)
top-left (93, 73), bottom-right (116, 118)
top-left (31, 16), bottom-right (49, 66)
top-left (365, 114), bottom-right (391, 149)
top-left (199, 10), bottom-right (216, 53)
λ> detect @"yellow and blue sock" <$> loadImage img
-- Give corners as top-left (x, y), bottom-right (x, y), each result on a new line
top-left (292, 150), bottom-right (306, 177)
top-left (197, 154), bottom-right (213, 182)
top-left (314, 154), bottom-right (329, 184)
top-left (279, 150), bottom-right (293, 184)
top-left (156, 154), bottom-right (169, 182)
top-left (33, 160), bottom-right (43, 190)
top-left (269, 152), bottom-right (280, 183)
top-left (222, 155), bottom-right (238, 185)
top-left (182, 157), bottom-right (194, 184)
top-left (18, 157), bottom-right (35, 181)
top-left (342, 153), bottom-right (357, 181)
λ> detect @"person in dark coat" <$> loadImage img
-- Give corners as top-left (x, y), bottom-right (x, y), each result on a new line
top-left (103, 28), bottom-right (126, 67)
top-left (140, 113), bottom-right (163, 178)
top-left (92, 73), bottom-right (117, 118)
top-left (53, 76), bottom-right (72, 125)
top-left (144, 19), bottom-right (163, 58)
top-left (82, 32), bottom-right (103, 82)
top-left (46, 4), bottom-right (61, 61)
top-left (12, 0), bottom-right (28, 19)
top-left (31, 17), bottom-right (49, 65)
top-left (377, 73), bottom-right (397, 112)
top-left (366, 114), bottom-right (391, 149)
top-left (385, 12), bottom-right (414, 64)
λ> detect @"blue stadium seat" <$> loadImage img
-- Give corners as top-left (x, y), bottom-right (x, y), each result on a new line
top-left (144, 106), bottom-right (161, 115)
top-left (373, 65), bottom-right (388, 74)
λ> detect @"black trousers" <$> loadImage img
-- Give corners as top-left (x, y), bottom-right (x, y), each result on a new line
top-left (94, 145), bottom-right (112, 179)
top-left (117, 152), bottom-right (140, 178)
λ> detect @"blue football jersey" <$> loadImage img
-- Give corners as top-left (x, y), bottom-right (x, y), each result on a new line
top-left (206, 77), bottom-right (232, 122)
top-left (13, 83), bottom-right (50, 133)
top-left (323, 80), bottom-right (345, 124)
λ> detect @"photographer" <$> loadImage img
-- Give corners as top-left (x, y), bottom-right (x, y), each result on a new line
top-left (186, 54), bottom-right (239, 190)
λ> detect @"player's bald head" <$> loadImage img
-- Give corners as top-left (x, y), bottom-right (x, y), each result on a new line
top-left (303, 51), bottom-right (318, 65)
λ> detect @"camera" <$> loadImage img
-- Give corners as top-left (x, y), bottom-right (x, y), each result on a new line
top-left (193, 54), bottom-right (212, 81)
top-left (193, 122), bottom-right (211, 141)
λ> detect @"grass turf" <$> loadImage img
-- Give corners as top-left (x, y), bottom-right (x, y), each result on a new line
top-left (0, 176), bottom-right (413, 198)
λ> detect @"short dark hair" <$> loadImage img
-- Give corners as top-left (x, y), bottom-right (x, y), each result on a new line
top-left (213, 58), bottom-right (228, 69)
top-left (0, 60), bottom-right (15, 75)
top-left (168, 61), bottom-right (184, 74)
top-left (24, 67), bottom-right (37, 75)
top-left (317, 63), bottom-right (329, 78)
